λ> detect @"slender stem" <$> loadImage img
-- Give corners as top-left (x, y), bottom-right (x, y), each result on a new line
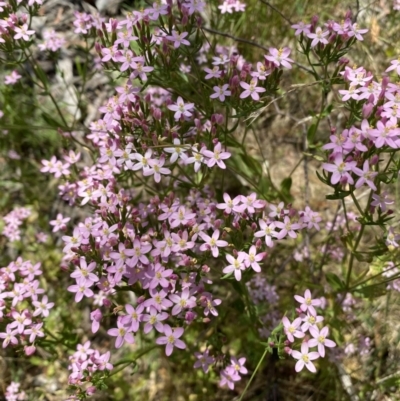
top-left (259, 0), bottom-right (293, 24)
top-left (238, 348), bottom-right (269, 401)
top-left (350, 191), bottom-right (365, 217)
top-left (345, 224), bottom-right (365, 291)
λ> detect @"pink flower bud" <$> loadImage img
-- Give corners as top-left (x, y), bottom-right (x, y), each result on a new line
top-left (25, 345), bottom-right (36, 356)
top-left (362, 103), bottom-right (373, 118)
top-left (345, 10), bottom-right (352, 20)
top-left (379, 76), bottom-right (389, 100)
top-left (185, 311), bottom-right (196, 323)
top-left (375, 106), bottom-right (383, 118)
top-left (202, 265), bottom-right (210, 273)
top-left (230, 74), bottom-right (240, 89)
top-left (284, 346), bottom-right (292, 355)
top-left (86, 386), bottom-right (97, 396)
top-left (369, 155), bottom-right (378, 166)
top-left (310, 15), bottom-right (319, 31)
top-left (103, 298), bottom-right (112, 308)
top-left (137, 295), bottom-right (146, 304)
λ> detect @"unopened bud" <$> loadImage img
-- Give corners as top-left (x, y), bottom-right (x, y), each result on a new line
top-left (25, 345), bottom-right (36, 356)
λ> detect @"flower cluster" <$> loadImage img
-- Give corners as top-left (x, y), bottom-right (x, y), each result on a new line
top-left (67, 341), bottom-right (113, 397)
top-left (292, 15), bottom-right (368, 46)
top-left (38, 29), bottom-right (65, 52)
top-left (219, 357), bottom-right (247, 390)
top-left (0, 258), bottom-right (53, 353)
top-left (1, 206), bottom-right (31, 242)
top-left (218, 0), bottom-right (246, 14)
top-left (0, 9), bottom-right (35, 45)
top-left (5, 381), bottom-right (26, 401)
top-left (283, 289), bottom-right (336, 372)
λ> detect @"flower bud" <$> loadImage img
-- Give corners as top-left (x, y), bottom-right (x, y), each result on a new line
top-left (103, 298), bottom-right (112, 308)
top-left (86, 386), bottom-right (97, 396)
top-left (284, 346), bottom-right (292, 355)
top-left (362, 102), bottom-right (373, 118)
top-left (25, 345), bottom-right (36, 356)
top-left (202, 265), bottom-right (210, 273)
top-left (185, 311), bottom-right (196, 323)
top-left (137, 295), bottom-right (146, 304)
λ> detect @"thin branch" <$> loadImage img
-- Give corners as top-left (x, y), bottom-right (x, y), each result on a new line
top-left (202, 26), bottom-right (313, 74)
top-left (259, 0), bottom-right (293, 25)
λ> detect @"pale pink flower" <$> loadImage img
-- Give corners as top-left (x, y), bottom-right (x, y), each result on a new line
top-left (294, 289), bottom-right (321, 316)
top-left (282, 316), bottom-right (305, 342)
top-left (167, 96), bottom-right (194, 120)
top-left (199, 229), bottom-right (228, 257)
top-left (156, 325), bottom-right (186, 356)
top-left (210, 84), bottom-right (231, 102)
top-left (308, 326), bottom-right (336, 357)
top-left (240, 79), bottom-right (266, 101)
top-left (14, 24), bottom-right (35, 41)
top-left (223, 253), bottom-right (246, 280)
top-left (166, 30), bottom-right (190, 48)
top-left (291, 342), bottom-right (320, 372)
top-left (202, 142), bottom-right (231, 169)
top-left (265, 47), bottom-right (293, 69)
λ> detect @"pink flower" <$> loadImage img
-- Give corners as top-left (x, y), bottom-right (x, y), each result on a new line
top-left (169, 289), bottom-right (196, 316)
top-left (108, 319), bottom-right (135, 349)
top-left (142, 307), bottom-right (168, 334)
top-left (167, 96), bottom-right (194, 120)
top-left (240, 79), bottom-right (266, 101)
top-left (282, 316), bottom-right (305, 343)
top-left (204, 66), bottom-right (222, 79)
top-left (291, 21), bottom-right (311, 36)
top-left (156, 325), bottom-right (186, 356)
top-left (254, 220), bottom-right (277, 247)
top-left (70, 258), bottom-right (98, 284)
top-left (199, 229), bottom-right (228, 257)
top-left (371, 192), bottom-right (394, 212)
top-left (13, 24), bottom-right (35, 41)
top-left (308, 326), bottom-right (336, 357)
top-left (338, 86), bottom-right (360, 101)
top-left (67, 278), bottom-right (94, 302)
top-left (4, 71), bottom-right (22, 85)
top-left (223, 253), bottom-right (246, 280)
top-left (352, 160), bottom-right (377, 190)
top-left (0, 327), bottom-right (18, 348)
top-left (144, 157), bottom-right (171, 183)
top-left (265, 47), bottom-right (294, 69)
top-left (239, 245), bottom-right (266, 272)
top-left (166, 30), bottom-right (190, 48)
top-left (210, 84), bottom-right (231, 102)
top-left (306, 27), bottom-right (329, 47)
top-left (322, 154), bottom-right (357, 185)
top-left (24, 323), bottom-right (44, 343)
top-left (217, 193), bottom-right (245, 214)
top-left (194, 350), bottom-right (214, 373)
top-left (50, 213), bottom-right (70, 232)
top-left (294, 289), bottom-right (321, 316)
top-left (386, 58), bottom-right (400, 75)
top-left (291, 342), bottom-right (320, 373)
top-left (275, 216), bottom-right (301, 239)
top-left (202, 142), bottom-right (231, 169)
top-left (90, 309), bottom-right (102, 333)
top-left (347, 23), bottom-right (368, 41)
top-left (32, 295), bottom-right (54, 317)
top-left (300, 313), bottom-right (324, 332)
top-left (230, 357), bottom-right (248, 374)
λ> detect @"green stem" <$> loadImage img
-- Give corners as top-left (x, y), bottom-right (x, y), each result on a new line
top-left (238, 348), bottom-right (269, 401)
top-left (345, 223), bottom-right (365, 291)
